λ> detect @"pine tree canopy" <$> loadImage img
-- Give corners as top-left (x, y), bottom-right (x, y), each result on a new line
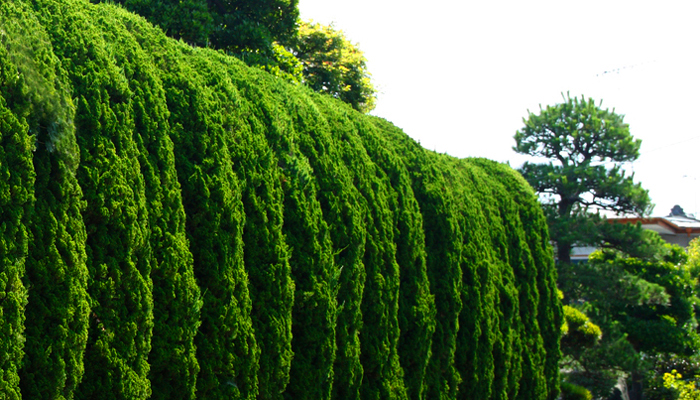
top-left (514, 93), bottom-right (652, 263)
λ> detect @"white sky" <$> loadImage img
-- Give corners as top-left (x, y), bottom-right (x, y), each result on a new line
top-left (298, 0), bottom-right (700, 217)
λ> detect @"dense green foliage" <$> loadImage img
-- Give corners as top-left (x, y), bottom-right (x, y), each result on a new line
top-left (561, 305), bottom-right (601, 353)
top-left (641, 238), bottom-right (700, 400)
top-left (92, 0), bottom-right (378, 113)
top-left (514, 93), bottom-right (652, 262)
top-left (664, 370), bottom-right (700, 400)
top-left (292, 21), bottom-right (377, 113)
top-left (0, 1), bottom-right (561, 399)
top-left (560, 381), bottom-right (593, 400)
top-left (559, 234), bottom-right (700, 400)
top-left (93, 0), bottom-right (298, 56)
top-left (515, 95), bottom-right (699, 400)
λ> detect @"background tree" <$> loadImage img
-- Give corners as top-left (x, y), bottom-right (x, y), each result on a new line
top-left (646, 238), bottom-right (700, 400)
top-left (91, 0), bottom-right (212, 45)
top-left (106, 0), bottom-right (212, 45)
top-left (558, 233), bottom-right (700, 400)
top-left (92, 0), bottom-right (299, 58)
top-left (206, 0), bottom-right (299, 58)
top-left (514, 93), bottom-right (652, 263)
top-left (291, 21), bottom-right (377, 113)
top-left (561, 304), bottom-right (602, 363)
top-left (89, 1), bottom-right (378, 112)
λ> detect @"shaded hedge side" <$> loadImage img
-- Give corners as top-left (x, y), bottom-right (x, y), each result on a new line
top-left (351, 117), bottom-right (436, 400)
top-left (2, 4), bottom-right (91, 400)
top-left (0, 4), bottom-right (37, 398)
top-left (29, 3), bottom-right (156, 398)
top-left (0, 1), bottom-right (561, 399)
top-left (152, 48), bottom-right (259, 400)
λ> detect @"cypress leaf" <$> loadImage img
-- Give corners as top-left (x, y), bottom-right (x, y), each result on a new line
top-left (282, 95), bottom-right (368, 400)
top-left (274, 109), bottom-right (338, 400)
top-left (310, 99), bottom-right (407, 400)
top-left (461, 161), bottom-right (523, 400)
top-left (99, 10), bottom-right (204, 399)
top-left (471, 158), bottom-right (562, 400)
top-left (2, 4), bottom-right (91, 398)
top-left (158, 52), bottom-right (260, 399)
top-left (353, 117), bottom-right (436, 400)
top-left (408, 153), bottom-right (464, 400)
top-left (252, 84), bottom-right (340, 400)
top-left (472, 158), bottom-right (549, 400)
top-left (28, 2), bottom-right (156, 397)
top-left (0, 38), bottom-right (34, 399)
top-left (0, 105), bottom-right (32, 400)
top-left (226, 72), bottom-right (296, 400)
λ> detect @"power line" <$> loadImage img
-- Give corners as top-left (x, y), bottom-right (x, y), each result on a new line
top-left (642, 134), bottom-right (700, 155)
top-left (595, 60), bottom-right (658, 77)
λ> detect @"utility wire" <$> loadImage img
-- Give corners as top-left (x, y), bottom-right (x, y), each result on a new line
top-left (641, 134), bottom-right (700, 155)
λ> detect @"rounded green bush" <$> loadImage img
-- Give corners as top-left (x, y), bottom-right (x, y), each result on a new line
top-left (560, 381), bottom-right (593, 400)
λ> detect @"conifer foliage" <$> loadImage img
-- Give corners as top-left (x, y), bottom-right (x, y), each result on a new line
top-left (1, 1), bottom-right (561, 399)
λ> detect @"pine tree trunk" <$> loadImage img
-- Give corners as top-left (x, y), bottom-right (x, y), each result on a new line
top-left (628, 371), bottom-right (644, 400)
top-left (557, 242), bottom-right (572, 264)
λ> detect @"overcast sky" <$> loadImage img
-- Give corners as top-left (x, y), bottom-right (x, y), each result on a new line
top-left (298, 0), bottom-right (700, 217)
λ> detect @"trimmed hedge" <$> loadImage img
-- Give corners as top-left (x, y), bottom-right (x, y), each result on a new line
top-left (0, 1), bottom-right (562, 399)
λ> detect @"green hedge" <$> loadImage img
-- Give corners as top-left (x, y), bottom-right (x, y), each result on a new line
top-left (0, 0), bottom-right (562, 399)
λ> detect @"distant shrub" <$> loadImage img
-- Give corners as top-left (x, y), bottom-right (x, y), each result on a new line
top-left (560, 381), bottom-right (593, 400)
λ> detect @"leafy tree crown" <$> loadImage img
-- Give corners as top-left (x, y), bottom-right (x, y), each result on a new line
top-left (514, 93), bottom-right (652, 261)
top-left (292, 21), bottom-right (377, 113)
top-left (514, 94), bottom-right (641, 166)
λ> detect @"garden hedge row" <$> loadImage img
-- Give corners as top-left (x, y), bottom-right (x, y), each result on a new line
top-left (0, 1), bottom-right (562, 399)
